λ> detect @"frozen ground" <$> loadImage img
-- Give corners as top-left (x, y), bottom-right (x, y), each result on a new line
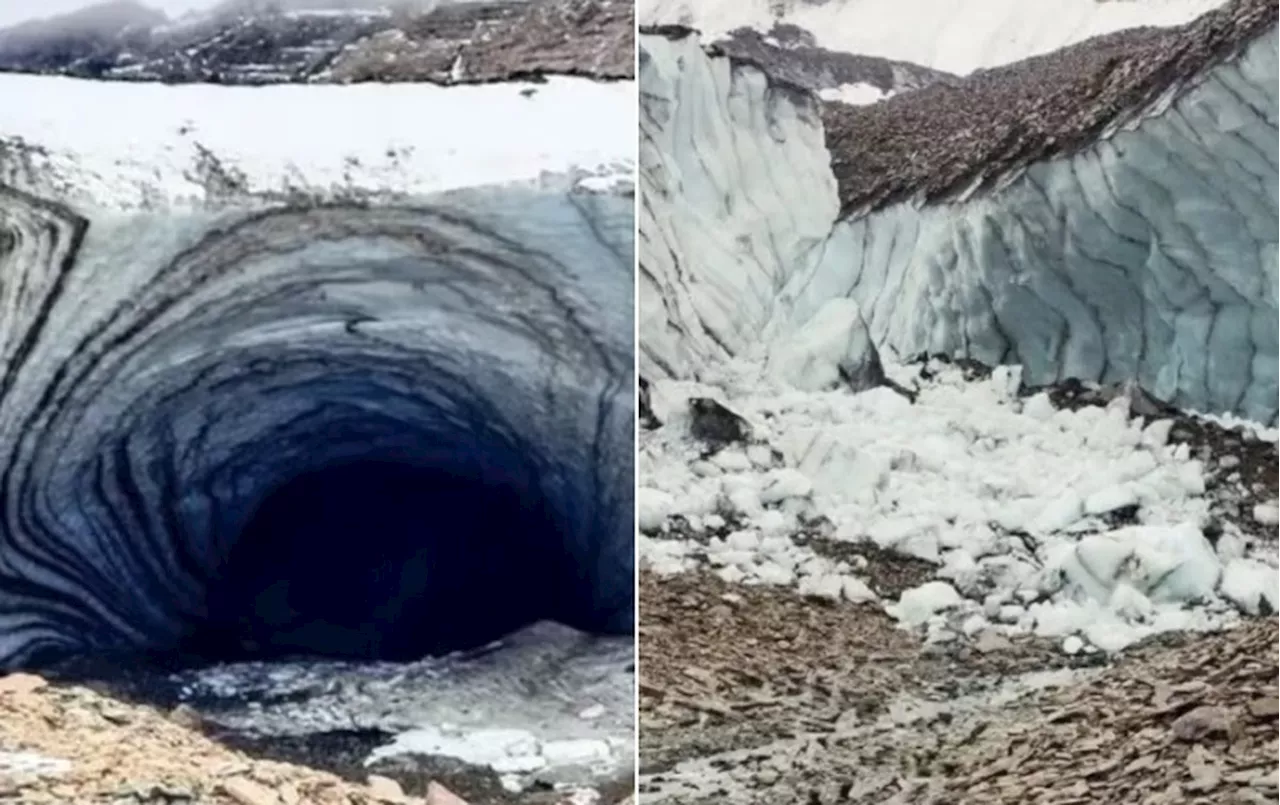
top-left (154, 622), bottom-right (636, 800)
top-left (639, 0), bottom-right (1225, 74)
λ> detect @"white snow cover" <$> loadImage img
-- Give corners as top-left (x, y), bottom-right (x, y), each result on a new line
top-left (639, 0), bottom-right (1227, 74)
top-left (0, 73), bottom-right (635, 208)
top-left (817, 82), bottom-right (890, 105)
top-left (638, 358), bottom-right (1280, 653)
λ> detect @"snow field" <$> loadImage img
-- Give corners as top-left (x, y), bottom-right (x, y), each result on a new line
top-left (638, 358), bottom-right (1279, 654)
top-left (0, 72), bottom-right (636, 208)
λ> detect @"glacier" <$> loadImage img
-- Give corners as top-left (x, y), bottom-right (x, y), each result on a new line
top-left (638, 6), bottom-right (1278, 423)
top-left (0, 74), bottom-right (636, 669)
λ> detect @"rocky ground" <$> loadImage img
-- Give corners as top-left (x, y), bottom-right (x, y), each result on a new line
top-left (0, 670), bottom-right (472, 805)
top-left (0, 670), bottom-right (634, 805)
top-left (704, 24), bottom-right (955, 99)
top-left (0, 623), bottom-right (635, 805)
top-left (0, 0), bottom-right (633, 85)
top-left (638, 359), bottom-right (1279, 803)
top-left (639, 570), bottom-right (1277, 804)
top-left (820, 0), bottom-right (1275, 215)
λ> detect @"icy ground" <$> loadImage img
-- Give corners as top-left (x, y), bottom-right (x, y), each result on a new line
top-left (85, 623), bottom-right (635, 799)
top-left (0, 72), bottom-right (635, 208)
top-left (638, 357), bottom-right (1279, 656)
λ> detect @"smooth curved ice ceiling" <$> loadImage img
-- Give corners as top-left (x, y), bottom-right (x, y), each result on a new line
top-left (638, 18), bottom-right (1278, 423)
top-left (0, 74), bottom-right (636, 670)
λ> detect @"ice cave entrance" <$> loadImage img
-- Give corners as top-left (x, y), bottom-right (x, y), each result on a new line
top-left (176, 459), bottom-right (565, 665)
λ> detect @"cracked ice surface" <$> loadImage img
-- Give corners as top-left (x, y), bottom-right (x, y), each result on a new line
top-left (638, 32), bottom-right (838, 380)
top-left (638, 28), bottom-right (1278, 423)
top-left (780, 31), bottom-right (1279, 424)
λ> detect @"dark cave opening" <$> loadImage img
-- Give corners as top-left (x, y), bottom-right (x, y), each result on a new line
top-left (171, 459), bottom-right (567, 666)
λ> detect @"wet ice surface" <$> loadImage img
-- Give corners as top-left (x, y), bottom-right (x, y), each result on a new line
top-left (76, 622), bottom-right (634, 796)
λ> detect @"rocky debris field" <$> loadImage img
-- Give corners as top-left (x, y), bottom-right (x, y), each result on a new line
top-left (0, 0), bottom-right (634, 85)
top-left (638, 570), bottom-right (1278, 804)
top-left (0, 671), bottom-right (474, 805)
top-left (820, 0), bottom-right (1276, 215)
top-left (703, 24), bottom-right (955, 101)
top-left (0, 670), bottom-right (634, 805)
top-left (637, 353), bottom-right (1278, 802)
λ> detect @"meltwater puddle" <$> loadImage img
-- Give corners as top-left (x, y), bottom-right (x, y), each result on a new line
top-left (52, 622), bottom-right (635, 801)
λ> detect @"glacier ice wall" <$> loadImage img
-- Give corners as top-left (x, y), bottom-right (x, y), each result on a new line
top-left (638, 32), bottom-right (838, 379)
top-left (639, 29), bottom-right (1278, 423)
top-left (0, 78), bottom-right (635, 669)
top-left (780, 31), bottom-right (1278, 423)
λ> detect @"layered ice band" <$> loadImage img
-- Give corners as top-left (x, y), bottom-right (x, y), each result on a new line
top-left (0, 75), bottom-right (636, 669)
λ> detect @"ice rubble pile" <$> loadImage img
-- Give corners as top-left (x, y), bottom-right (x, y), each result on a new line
top-left (639, 356), bottom-right (1279, 652)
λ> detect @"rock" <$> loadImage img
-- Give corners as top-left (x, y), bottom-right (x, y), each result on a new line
top-left (1246, 697), bottom-right (1278, 720)
top-left (1184, 745), bottom-right (1221, 792)
top-left (973, 632), bottom-right (1012, 654)
top-left (167, 704), bottom-right (204, 730)
top-left (367, 775), bottom-right (407, 803)
top-left (220, 776), bottom-right (282, 805)
top-left (1171, 706), bottom-right (1232, 742)
top-left (688, 398), bottom-right (751, 449)
top-left (0, 674), bottom-right (47, 695)
top-left (425, 781), bottom-right (469, 805)
top-left (639, 377), bottom-right (662, 429)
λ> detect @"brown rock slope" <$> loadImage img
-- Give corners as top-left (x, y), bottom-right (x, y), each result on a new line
top-left (327, 0), bottom-right (634, 84)
top-left (821, 0), bottom-right (1277, 217)
top-left (934, 618), bottom-right (1278, 804)
top-left (0, 673), bottom-right (622, 805)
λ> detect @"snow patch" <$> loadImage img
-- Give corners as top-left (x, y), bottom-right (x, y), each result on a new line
top-left (817, 82), bottom-right (891, 105)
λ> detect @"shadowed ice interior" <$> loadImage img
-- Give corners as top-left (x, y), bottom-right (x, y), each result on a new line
top-left (1, 197), bottom-right (635, 673)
